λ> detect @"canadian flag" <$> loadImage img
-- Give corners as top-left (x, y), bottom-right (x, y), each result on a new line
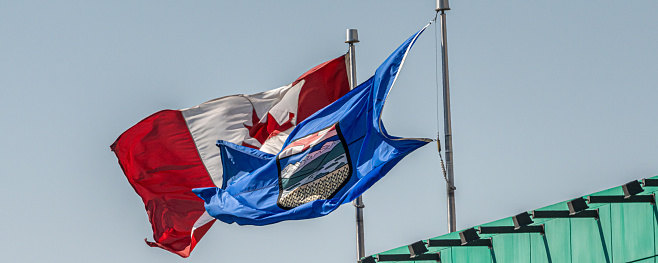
top-left (111, 55), bottom-right (350, 257)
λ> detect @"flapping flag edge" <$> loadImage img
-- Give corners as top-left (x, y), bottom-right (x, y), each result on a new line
top-left (192, 23), bottom-right (434, 226)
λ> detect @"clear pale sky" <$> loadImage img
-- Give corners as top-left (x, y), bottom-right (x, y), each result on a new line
top-left (1, 1), bottom-right (657, 262)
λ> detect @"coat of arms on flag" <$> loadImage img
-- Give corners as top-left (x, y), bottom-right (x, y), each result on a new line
top-left (276, 122), bottom-right (352, 209)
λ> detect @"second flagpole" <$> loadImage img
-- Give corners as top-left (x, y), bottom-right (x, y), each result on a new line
top-left (436, 0), bottom-right (457, 233)
top-left (346, 28), bottom-right (366, 261)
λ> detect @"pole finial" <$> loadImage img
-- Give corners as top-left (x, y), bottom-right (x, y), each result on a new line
top-left (436, 0), bottom-right (450, 11)
top-left (346, 29), bottom-right (359, 43)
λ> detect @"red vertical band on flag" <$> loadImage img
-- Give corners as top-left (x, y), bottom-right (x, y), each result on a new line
top-left (295, 54), bottom-right (350, 122)
top-left (111, 110), bottom-right (215, 258)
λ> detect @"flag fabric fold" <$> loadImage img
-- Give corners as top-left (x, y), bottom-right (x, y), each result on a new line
top-left (193, 25), bottom-right (432, 226)
top-left (111, 55), bottom-right (350, 257)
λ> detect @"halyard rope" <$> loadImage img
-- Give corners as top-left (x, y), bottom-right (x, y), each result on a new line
top-left (433, 12), bottom-right (451, 188)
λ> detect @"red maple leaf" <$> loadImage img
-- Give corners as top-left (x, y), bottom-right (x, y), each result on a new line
top-left (242, 109), bottom-right (295, 149)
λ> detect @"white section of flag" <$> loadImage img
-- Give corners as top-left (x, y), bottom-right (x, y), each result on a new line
top-left (181, 81), bottom-right (302, 187)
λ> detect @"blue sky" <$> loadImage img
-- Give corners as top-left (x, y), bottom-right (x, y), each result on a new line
top-left (1, 1), bottom-right (657, 262)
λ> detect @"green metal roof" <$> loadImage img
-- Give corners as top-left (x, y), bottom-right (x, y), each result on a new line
top-left (364, 175), bottom-right (658, 263)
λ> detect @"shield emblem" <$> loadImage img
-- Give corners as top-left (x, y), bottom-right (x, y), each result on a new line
top-left (276, 122), bottom-right (352, 209)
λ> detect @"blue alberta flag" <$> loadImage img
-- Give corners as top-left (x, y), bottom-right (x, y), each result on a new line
top-left (193, 25), bottom-right (432, 225)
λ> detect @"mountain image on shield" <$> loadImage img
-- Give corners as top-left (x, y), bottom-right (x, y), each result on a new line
top-left (276, 122), bottom-right (352, 209)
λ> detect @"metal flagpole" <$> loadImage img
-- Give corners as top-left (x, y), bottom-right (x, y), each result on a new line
top-left (346, 28), bottom-right (366, 260)
top-left (436, 0), bottom-right (457, 233)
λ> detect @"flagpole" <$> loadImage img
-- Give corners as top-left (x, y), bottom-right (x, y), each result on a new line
top-left (346, 28), bottom-right (366, 260)
top-left (436, 0), bottom-right (457, 233)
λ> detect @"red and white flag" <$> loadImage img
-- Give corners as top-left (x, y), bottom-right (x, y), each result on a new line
top-left (111, 55), bottom-right (350, 257)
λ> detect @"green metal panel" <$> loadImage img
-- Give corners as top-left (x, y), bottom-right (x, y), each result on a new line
top-left (630, 256), bottom-right (656, 263)
top-left (611, 203), bottom-right (623, 263)
top-left (437, 248), bottom-right (452, 263)
top-left (380, 246), bottom-right (412, 254)
top-left (491, 233), bottom-right (530, 262)
top-left (529, 233), bottom-right (551, 263)
top-left (653, 175), bottom-right (658, 263)
top-left (374, 246), bottom-right (410, 263)
top-left (542, 218), bottom-right (572, 263)
top-left (654, 205), bottom-right (658, 263)
top-left (450, 246), bottom-right (492, 263)
top-left (570, 216), bottom-right (610, 263)
top-left (368, 179), bottom-right (658, 263)
top-left (611, 202), bottom-right (655, 262)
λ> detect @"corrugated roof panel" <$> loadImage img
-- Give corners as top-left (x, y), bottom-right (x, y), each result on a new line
top-left (369, 175), bottom-right (658, 263)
